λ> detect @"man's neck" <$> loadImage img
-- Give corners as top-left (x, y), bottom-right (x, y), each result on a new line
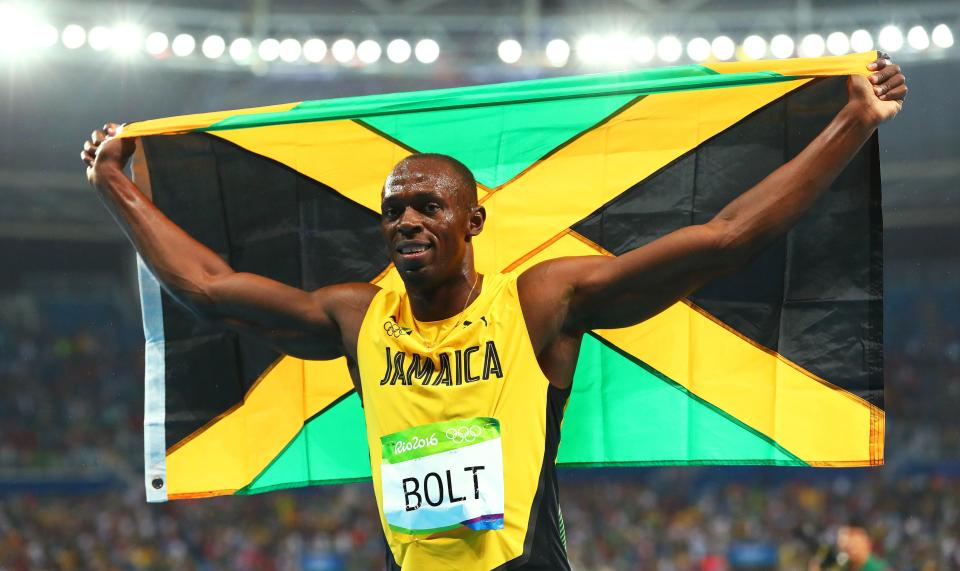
top-left (406, 269), bottom-right (482, 322)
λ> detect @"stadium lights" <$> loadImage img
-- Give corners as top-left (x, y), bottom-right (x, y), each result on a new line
top-left (631, 36), bottom-right (655, 63)
top-left (545, 38), bottom-right (569, 66)
top-left (171, 33), bottom-right (195, 57)
top-left (303, 38), bottom-right (327, 62)
top-left (907, 26), bottom-right (930, 51)
top-left (36, 23), bottom-right (59, 48)
top-left (498, 39), bottom-right (522, 64)
top-left (878, 25), bottom-right (904, 52)
top-left (656, 35), bottom-right (682, 63)
top-left (686, 37), bottom-right (710, 62)
top-left (605, 33), bottom-right (633, 66)
top-left (202, 35), bottom-right (226, 59)
top-left (229, 37), bottom-right (253, 62)
top-left (331, 38), bottom-right (355, 63)
top-left (850, 29), bottom-right (873, 52)
top-left (415, 38), bottom-right (439, 64)
top-left (770, 34), bottom-right (794, 58)
top-left (357, 39), bottom-right (381, 64)
top-left (88, 25), bottom-right (112, 52)
top-left (799, 33), bottom-right (826, 57)
top-left (62, 24), bottom-right (86, 49)
top-left (386, 39), bottom-right (411, 63)
top-left (279, 38), bottom-right (302, 62)
top-left (112, 23), bottom-right (142, 57)
top-left (711, 35), bottom-right (735, 61)
top-left (742, 35), bottom-right (767, 59)
top-left (575, 34), bottom-right (603, 65)
top-left (931, 24), bottom-right (954, 49)
top-left (145, 32), bottom-right (168, 56)
top-left (257, 38), bottom-right (281, 62)
top-left (826, 31), bottom-right (849, 55)
top-left (0, 3), bottom-right (38, 55)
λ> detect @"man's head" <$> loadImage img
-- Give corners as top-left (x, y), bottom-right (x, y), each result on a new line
top-left (380, 153), bottom-right (485, 287)
top-left (837, 523), bottom-right (873, 566)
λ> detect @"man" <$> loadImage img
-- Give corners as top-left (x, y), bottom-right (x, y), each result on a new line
top-left (82, 59), bottom-right (905, 570)
top-left (810, 522), bottom-right (894, 571)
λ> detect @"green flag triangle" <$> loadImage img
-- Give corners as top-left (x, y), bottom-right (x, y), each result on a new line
top-left (557, 334), bottom-right (806, 466)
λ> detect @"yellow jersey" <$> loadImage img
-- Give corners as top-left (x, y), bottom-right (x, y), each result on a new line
top-left (356, 272), bottom-right (570, 570)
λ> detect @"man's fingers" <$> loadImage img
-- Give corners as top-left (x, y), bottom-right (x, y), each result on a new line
top-left (91, 129), bottom-right (107, 144)
top-left (870, 62), bottom-right (899, 84)
top-left (880, 84), bottom-right (908, 102)
top-left (876, 73), bottom-right (905, 95)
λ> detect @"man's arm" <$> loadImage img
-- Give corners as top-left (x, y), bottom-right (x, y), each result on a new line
top-left (520, 59), bottom-right (905, 349)
top-left (82, 125), bottom-right (377, 360)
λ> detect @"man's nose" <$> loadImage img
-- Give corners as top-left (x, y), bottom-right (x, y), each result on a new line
top-left (396, 209), bottom-right (423, 235)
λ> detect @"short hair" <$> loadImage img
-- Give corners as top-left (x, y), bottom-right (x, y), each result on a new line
top-left (397, 153), bottom-right (478, 208)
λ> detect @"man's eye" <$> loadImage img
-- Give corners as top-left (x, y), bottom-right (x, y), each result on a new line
top-left (384, 207), bottom-right (400, 218)
top-left (424, 203), bottom-right (440, 213)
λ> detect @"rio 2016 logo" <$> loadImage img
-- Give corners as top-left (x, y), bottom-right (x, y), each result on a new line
top-left (394, 433), bottom-right (438, 455)
top-left (383, 319), bottom-right (412, 338)
top-left (445, 425), bottom-right (482, 444)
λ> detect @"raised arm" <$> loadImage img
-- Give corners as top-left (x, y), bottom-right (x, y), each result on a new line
top-left (82, 125), bottom-right (377, 360)
top-left (520, 58), bottom-right (905, 346)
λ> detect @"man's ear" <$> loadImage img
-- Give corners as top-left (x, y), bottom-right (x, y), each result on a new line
top-left (467, 205), bottom-right (486, 239)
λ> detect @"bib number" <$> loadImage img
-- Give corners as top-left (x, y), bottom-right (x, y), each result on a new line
top-left (380, 417), bottom-right (505, 535)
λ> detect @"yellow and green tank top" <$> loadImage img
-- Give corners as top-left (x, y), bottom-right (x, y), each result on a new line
top-left (356, 272), bottom-right (571, 570)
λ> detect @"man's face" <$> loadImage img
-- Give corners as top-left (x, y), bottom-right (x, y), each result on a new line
top-left (380, 157), bottom-right (482, 285)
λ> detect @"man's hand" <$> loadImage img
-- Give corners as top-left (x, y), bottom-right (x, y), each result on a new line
top-left (848, 56), bottom-right (907, 127)
top-left (81, 123), bottom-right (134, 187)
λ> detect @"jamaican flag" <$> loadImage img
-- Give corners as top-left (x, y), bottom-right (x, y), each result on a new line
top-left (123, 52), bottom-right (884, 502)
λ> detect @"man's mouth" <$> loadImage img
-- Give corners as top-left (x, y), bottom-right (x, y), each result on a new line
top-left (396, 242), bottom-right (432, 261)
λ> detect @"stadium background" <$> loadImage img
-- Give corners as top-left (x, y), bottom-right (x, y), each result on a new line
top-left (1, 0), bottom-right (958, 569)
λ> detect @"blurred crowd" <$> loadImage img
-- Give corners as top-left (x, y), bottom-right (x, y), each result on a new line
top-left (1, 285), bottom-right (959, 570)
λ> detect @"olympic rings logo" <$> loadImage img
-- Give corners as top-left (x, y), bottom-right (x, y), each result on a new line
top-left (445, 425), bottom-right (483, 444)
top-left (383, 320), bottom-right (411, 337)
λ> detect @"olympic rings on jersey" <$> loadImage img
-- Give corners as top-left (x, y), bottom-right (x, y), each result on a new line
top-left (445, 425), bottom-right (482, 444)
top-left (383, 320), bottom-right (409, 337)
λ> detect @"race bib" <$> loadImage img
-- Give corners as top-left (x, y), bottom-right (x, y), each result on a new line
top-left (380, 417), bottom-right (505, 535)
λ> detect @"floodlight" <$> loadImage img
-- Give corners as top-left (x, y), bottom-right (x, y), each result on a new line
top-left (770, 34), bottom-right (794, 58)
top-left (88, 26), bottom-right (112, 52)
top-left (112, 23), bottom-right (142, 56)
top-left (229, 37), bottom-right (253, 62)
top-left (826, 32), bottom-right (849, 55)
top-left (878, 25), bottom-right (903, 52)
top-left (711, 36), bottom-right (735, 61)
top-left (279, 38), bottom-right (301, 62)
top-left (932, 24), bottom-right (954, 48)
top-left (62, 24), bottom-right (86, 49)
top-left (202, 35), bottom-right (226, 59)
top-left (545, 38), bottom-right (569, 66)
top-left (415, 38), bottom-right (439, 63)
top-left (357, 39), bottom-right (381, 64)
top-left (303, 38), bottom-right (327, 62)
top-left (575, 34), bottom-right (604, 64)
top-left (799, 33), bottom-right (825, 57)
top-left (850, 29), bottom-right (873, 52)
top-left (498, 39), bottom-right (522, 64)
top-left (35, 23), bottom-right (59, 48)
top-left (686, 37), bottom-right (710, 62)
top-left (742, 35), bottom-right (766, 59)
top-left (171, 33), bottom-right (196, 57)
top-left (145, 32), bottom-right (169, 55)
top-left (258, 38), bottom-right (280, 62)
top-left (386, 39), bottom-right (410, 63)
top-left (331, 38), bottom-right (355, 63)
top-left (656, 35), bottom-right (682, 62)
top-left (631, 36), bottom-right (654, 63)
top-left (907, 26), bottom-right (929, 50)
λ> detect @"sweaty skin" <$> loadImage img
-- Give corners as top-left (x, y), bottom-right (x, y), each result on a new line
top-left (82, 60), bottom-right (906, 393)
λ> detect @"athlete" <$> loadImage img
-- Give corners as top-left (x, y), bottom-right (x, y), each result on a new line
top-left (82, 58), bottom-right (905, 570)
